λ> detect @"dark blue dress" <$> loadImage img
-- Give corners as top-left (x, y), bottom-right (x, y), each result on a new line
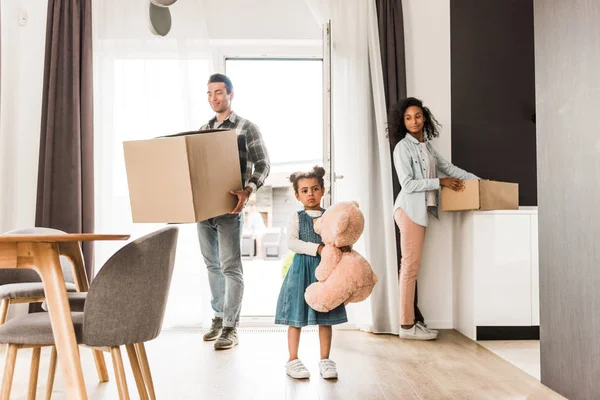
top-left (274, 210), bottom-right (348, 327)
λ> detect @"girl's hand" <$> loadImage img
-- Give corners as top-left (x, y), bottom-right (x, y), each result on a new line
top-left (440, 178), bottom-right (465, 192)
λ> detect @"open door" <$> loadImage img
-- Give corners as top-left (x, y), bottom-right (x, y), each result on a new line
top-left (322, 20), bottom-right (334, 207)
top-left (322, 20), bottom-right (344, 208)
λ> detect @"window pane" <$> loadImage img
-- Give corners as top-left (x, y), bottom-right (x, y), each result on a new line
top-left (225, 59), bottom-right (323, 165)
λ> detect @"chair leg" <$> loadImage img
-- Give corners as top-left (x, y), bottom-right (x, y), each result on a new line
top-left (28, 347), bottom-right (41, 400)
top-left (125, 344), bottom-right (148, 400)
top-left (1, 344), bottom-right (18, 400)
top-left (92, 349), bottom-right (109, 382)
top-left (110, 347), bottom-right (130, 400)
top-left (135, 343), bottom-right (156, 400)
top-left (0, 299), bottom-right (9, 325)
top-left (0, 300), bottom-right (9, 354)
top-left (45, 346), bottom-right (58, 400)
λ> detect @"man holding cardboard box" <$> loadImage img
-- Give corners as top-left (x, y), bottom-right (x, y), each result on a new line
top-left (198, 74), bottom-right (270, 349)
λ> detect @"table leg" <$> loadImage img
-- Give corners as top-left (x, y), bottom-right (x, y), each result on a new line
top-left (32, 242), bottom-right (88, 400)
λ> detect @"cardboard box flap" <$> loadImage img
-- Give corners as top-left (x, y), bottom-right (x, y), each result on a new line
top-left (123, 137), bottom-right (196, 222)
top-left (185, 131), bottom-right (242, 221)
top-left (479, 180), bottom-right (519, 210)
top-left (157, 128), bottom-right (231, 139)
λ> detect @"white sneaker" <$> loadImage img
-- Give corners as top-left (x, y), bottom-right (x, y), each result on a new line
top-left (400, 323), bottom-right (438, 340)
top-left (319, 359), bottom-right (338, 379)
top-left (286, 359), bottom-right (310, 379)
top-left (416, 321), bottom-right (438, 335)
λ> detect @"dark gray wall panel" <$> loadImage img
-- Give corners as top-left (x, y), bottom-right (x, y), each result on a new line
top-left (535, 0), bottom-right (600, 398)
top-left (451, 0), bottom-right (537, 206)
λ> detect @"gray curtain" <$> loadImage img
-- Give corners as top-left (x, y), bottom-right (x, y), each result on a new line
top-left (0, 5), bottom-right (2, 137)
top-left (36, 0), bottom-right (95, 279)
top-left (375, 0), bottom-right (423, 324)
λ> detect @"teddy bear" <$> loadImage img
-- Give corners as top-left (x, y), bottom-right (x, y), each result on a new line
top-left (304, 201), bottom-right (378, 312)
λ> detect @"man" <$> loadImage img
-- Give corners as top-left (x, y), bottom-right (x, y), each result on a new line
top-left (198, 73), bottom-right (270, 350)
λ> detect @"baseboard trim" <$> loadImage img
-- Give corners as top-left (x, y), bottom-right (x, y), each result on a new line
top-left (476, 326), bottom-right (540, 340)
top-left (424, 320), bottom-right (453, 330)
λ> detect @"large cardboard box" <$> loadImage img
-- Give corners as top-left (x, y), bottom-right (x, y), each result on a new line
top-left (441, 180), bottom-right (518, 212)
top-left (123, 129), bottom-right (242, 223)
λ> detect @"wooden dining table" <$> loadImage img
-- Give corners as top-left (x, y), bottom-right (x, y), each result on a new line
top-left (0, 233), bottom-right (130, 400)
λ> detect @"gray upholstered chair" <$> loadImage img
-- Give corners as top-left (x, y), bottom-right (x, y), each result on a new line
top-left (0, 228), bottom-right (77, 325)
top-left (0, 227), bottom-right (111, 398)
top-left (0, 226), bottom-right (179, 400)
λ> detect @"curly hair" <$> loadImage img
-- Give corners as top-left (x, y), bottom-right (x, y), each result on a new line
top-left (289, 166), bottom-right (326, 193)
top-left (387, 97), bottom-right (441, 142)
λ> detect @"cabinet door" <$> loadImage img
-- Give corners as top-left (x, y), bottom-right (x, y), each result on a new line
top-left (474, 214), bottom-right (532, 326)
top-left (531, 214), bottom-right (540, 326)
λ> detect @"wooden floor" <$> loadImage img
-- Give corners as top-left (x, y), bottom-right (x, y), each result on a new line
top-left (0, 329), bottom-right (565, 399)
top-left (479, 340), bottom-right (542, 380)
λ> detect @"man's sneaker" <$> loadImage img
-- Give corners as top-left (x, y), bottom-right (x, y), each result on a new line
top-left (319, 359), bottom-right (338, 379)
top-left (214, 327), bottom-right (239, 350)
top-left (203, 317), bottom-right (223, 341)
top-left (416, 321), bottom-right (438, 335)
top-left (285, 359), bottom-right (310, 379)
top-left (400, 323), bottom-right (438, 340)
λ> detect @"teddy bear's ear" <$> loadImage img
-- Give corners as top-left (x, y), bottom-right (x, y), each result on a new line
top-left (351, 200), bottom-right (360, 208)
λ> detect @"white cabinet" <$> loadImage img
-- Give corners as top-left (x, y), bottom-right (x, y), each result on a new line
top-left (530, 214), bottom-right (540, 326)
top-left (453, 208), bottom-right (539, 340)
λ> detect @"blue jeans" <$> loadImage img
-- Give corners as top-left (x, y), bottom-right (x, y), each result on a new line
top-left (197, 213), bottom-right (243, 328)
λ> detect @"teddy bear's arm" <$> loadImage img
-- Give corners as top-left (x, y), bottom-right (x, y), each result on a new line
top-left (315, 246), bottom-right (342, 281)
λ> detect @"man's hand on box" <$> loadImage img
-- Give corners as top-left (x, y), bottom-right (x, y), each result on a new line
top-left (230, 188), bottom-right (251, 214)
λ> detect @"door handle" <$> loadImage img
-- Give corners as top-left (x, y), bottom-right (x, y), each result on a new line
top-left (334, 174), bottom-right (344, 181)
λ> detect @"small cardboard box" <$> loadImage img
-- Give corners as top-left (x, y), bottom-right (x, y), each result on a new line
top-left (441, 180), bottom-right (518, 212)
top-left (123, 129), bottom-right (242, 223)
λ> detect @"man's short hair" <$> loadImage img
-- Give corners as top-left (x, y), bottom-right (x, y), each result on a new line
top-left (208, 73), bottom-right (233, 94)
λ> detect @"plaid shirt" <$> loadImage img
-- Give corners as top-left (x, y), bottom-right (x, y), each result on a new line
top-left (201, 111), bottom-right (270, 193)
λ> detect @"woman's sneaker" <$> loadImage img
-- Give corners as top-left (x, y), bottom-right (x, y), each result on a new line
top-left (319, 359), bottom-right (338, 379)
top-left (400, 323), bottom-right (438, 340)
top-left (416, 321), bottom-right (438, 335)
top-left (286, 359), bottom-right (310, 379)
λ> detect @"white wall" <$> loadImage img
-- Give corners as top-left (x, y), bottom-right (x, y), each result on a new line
top-left (205, 0), bottom-right (322, 70)
top-left (0, 0), bottom-right (48, 233)
top-left (204, 0), bottom-right (321, 40)
top-left (403, 0), bottom-right (454, 328)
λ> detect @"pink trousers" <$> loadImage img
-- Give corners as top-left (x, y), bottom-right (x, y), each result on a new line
top-left (394, 208), bottom-right (426, 325)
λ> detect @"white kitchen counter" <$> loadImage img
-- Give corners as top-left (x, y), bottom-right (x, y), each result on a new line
top-left (452, 207), bottom-right (539, 340)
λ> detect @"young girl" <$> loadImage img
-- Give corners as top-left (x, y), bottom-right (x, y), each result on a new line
top-left (275, 166), bottom-right (347, 380)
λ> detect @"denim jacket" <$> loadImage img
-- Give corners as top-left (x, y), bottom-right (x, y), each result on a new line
top-left (393, 133), bottom-right (479, 227)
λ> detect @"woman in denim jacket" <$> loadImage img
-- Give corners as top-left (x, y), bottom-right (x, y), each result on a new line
top-left (389, 97), bottom-right (479, 340)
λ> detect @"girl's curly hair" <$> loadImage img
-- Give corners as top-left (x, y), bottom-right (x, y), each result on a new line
top-left (289, 166), bottom-right (325, 193)
top-left (387, 97), bottom-right (441, 142)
